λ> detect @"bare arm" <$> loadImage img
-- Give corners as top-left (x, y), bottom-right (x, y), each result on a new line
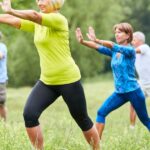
top-left (0, 0), bottom-right (42, 24)
top-left (0, 14), bottom-right (21, 28)
top-left (87, 26), bottom-right (114, 48)
top-left (9, 9), bottom-right (42, 24)
top-left (76, 28), bottom-right (113, 57)
top-left (94, 39), bottom-right (114, 49)
top-left (75, 28), bottom-right (99, 49)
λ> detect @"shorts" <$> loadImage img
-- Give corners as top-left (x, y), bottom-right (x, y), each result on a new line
top-left (0, 83), bottom-right (7, 105)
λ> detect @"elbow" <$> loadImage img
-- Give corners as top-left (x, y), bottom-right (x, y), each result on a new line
top-left (30, 10), bottom-right (42, 24)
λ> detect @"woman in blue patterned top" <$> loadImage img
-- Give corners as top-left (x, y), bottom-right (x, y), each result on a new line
top-left (75, 23), bottom-right (150, 140)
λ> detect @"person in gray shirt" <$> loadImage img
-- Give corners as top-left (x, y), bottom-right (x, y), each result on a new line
top-left (130, 31), bottom-right (150, 129)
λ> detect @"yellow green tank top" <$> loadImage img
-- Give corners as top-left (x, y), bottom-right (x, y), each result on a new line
top-left (20, 12), bottom-right (81, 85)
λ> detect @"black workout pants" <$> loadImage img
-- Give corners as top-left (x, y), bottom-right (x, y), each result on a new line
top-left (23, 80), bottom-right (93, 131)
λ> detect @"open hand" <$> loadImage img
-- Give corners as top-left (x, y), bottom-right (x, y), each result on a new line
top-left (86, 26), bottom-right (96, 41)
top-left (75, 28), bottom-right (84, 43)
top-left (0, 0), bottom-right (12, 13)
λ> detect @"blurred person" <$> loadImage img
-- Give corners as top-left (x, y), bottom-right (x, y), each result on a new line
top-left (0, 31), bottom-right (8, 122)
top-left (0, 0), bottom-right (100, 150)
top-left (75, 23), bottom-right (150, 140)
top-left (130, 31), bottom-right (150, 129)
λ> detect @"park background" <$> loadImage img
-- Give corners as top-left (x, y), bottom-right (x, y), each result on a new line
top-left (0, 0), bottom-right (150, 149)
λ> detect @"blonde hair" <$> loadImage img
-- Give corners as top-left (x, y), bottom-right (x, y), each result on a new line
top-left (51, 0), bottom-right (65, 10)
top-left (113, 22), bottom-right (133, 43)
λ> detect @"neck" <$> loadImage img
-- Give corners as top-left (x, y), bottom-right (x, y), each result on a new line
top-left (118, 40), bottom-right (129, 46)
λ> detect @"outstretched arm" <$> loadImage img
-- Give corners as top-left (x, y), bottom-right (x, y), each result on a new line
top-left (75, 28), bottom-right (99, 49)
top-left (76, 27), bottom-right (112, 57)
top-left (0, 0), bottom-right (42, 24)
top-left (87, 26), bottom-right (135, 57)
top-left (0, 14), bottom-right (21, 28)
top-left (87, 26), bottom-right (114, 49)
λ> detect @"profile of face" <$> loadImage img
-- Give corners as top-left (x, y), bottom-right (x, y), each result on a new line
top-left (36, 0), bottom-right (64, 13)
top-left (115, 28), bottom-right (130, 45)
top-left (131, 37), bottom-right (139, 48)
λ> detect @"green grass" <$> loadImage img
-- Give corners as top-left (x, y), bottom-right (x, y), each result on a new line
top-left (0, 79), bottom-right (150, 150)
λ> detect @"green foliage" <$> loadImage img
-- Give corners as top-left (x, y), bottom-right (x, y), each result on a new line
top-left (7, 32), bottom-right (40, 87)
top-left (120, 0), bottom-right (150, 44)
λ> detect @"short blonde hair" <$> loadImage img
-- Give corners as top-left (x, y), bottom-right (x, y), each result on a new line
top-left (113, 22), bottom-right (133, 43)
top-left (51, 0), bottom-right (65, 10)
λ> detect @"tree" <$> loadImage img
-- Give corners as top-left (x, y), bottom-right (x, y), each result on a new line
top-left (120, 0), bottom-right (150, 44)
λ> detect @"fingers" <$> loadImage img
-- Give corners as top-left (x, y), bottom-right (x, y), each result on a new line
top-left (89, 26), bottom-right (94, 32)
top-left (75, 27), bottom-right (84, 43)
top-left (76, 27), bottom-right (81, 35)
top-left (86, 33), bottom-right (92, 40)
top-left (87, 26), bottom-right (96, 41)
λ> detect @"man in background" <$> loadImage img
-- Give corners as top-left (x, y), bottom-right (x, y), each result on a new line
top-left (130, 31), bottom-right (150, 129)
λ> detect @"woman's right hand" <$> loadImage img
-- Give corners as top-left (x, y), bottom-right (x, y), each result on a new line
top-left (75, 28), bottom-right (84, 43)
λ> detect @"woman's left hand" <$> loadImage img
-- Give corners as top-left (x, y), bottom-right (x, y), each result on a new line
top-left (0, 0), bottom-right (12, 13)
top-left (87, 26), bottom-right (97, 42)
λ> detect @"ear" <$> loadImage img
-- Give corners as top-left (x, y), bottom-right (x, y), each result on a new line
top-left (125, 34), bottom-right (130, 42)
top-left (126, 34), bottom-right (130, 40)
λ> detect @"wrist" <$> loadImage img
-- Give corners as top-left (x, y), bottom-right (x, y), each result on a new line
top-left (95, 38), bottom-right (99, 43)
top-left (7, 8), bottom-right (14, 15)
top-left (95, 39), bottom-right (104, 46)
top-left (81, 40), bottom-right (85, 44)
top-left (99, 40), bottom-right (104, 46)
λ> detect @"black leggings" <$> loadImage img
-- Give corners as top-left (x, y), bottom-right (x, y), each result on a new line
top-left (23, 80), bottom-right (93, 131)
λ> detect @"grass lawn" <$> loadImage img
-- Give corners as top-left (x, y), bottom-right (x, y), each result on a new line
top-left (0, 78), bottom-right (149, 150)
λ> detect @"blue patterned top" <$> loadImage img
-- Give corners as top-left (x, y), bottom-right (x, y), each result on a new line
top-left (97, 44), bottom-right (139, 93)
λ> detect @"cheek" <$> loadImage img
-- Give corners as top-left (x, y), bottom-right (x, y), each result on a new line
top-left (118, 33), bottom-right (123, 38)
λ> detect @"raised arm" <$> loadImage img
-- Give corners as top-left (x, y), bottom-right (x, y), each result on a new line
top-left (75, 28), bottom-right (99, 49)
top-left (0, 0), bottom-right (42, 24)
top-left (76, 28), bottom-right (112, 57)
top-left (0, 14), bottom-right (21, 28)
top-left (87, 26), bottom-right (135, 57)
top-left (87, 26), bottom-right (114, 48)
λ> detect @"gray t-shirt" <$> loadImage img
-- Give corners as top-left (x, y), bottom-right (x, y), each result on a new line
top-left (135, 44), bottom-right (150, 85)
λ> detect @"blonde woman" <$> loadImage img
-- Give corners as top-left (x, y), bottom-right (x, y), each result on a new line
top-left (0, 0), bottom-right (100, 149)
